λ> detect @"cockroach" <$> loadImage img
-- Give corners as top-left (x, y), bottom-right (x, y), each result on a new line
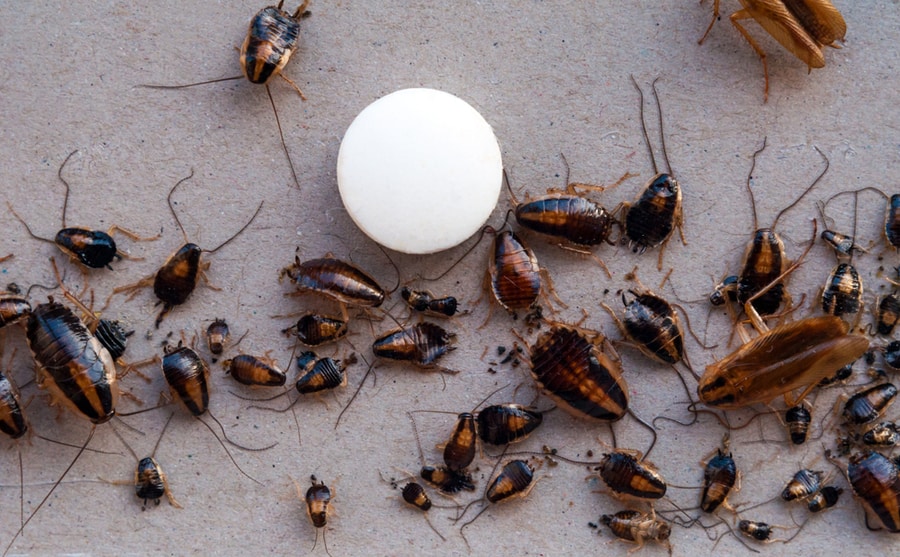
top-left (781, 468), bottom-right (823, 502)
top-left (400, 286), bottom-right (460, 318)
top-left (874, 294), bottom-right (900, 337)
top-left (111, 171), bottom-right (263, 327)
top-left (821, 230), bottom-right (861, 257)
top-left (807, 485), bottom-right (842, 512)
top-left (785, 403), bottom-right (812, 445)
top-left (8, 150), bottom-right (158, 271)
top-left (420, 464), bottom-right (476, 494)
top-left (526, 323), bottom-right (629, 422)
top-left (698, 0), bottom-right (846, 102)
top-left (604, 288), bottom-right (685, 366)
top-left (738, 519), bottom-right (773, 541)
top-left (698, 315), bottom-right (869, 409)
top-left (843, 451), bottom-right (900, 532)
top-left (302, 475), bottom-right (333, 557)
top-left (0, 371), bottom-right (26, 441)
top-left (819, 362), bottom-right (853, 387)
top-left (206, 318), bottom-right (230, 356)
top-left (282, 313), bottom-right (348, 346)
top-left (842, 383), bottom-right (898, 426)
top-left (0, 294), bottom-right (31, 329)
top-left (487, 229), bottom-right (542, 316)
top-left (620, 77), bottom-right (685, 270)
top-left (223, 353), bottom-right (287, 387)
top-left (400, 482), bottom-right (447, 542)
top-left (821, 262), bottom-right (863, 319)
top-left (884, 341), bottom-right (900, 371)
top-left (885, 194), bottom-right (900, 249)
top-left (600, 509), bottom-right (672, 552)
top-left (459, 460), bottom-right (536, 542)
top-left (732, 139), bottom-right (827, 317)
top-left (593, 449), bottom-right (667, 501)
top-left (476, 404), bottom-right (543, 446)
top-left (701, 442), bottom-right (738, 513)
top-left (108, 412), bottom-right (182, 509)
top-left (93, 318), bottom-right (132, 362)
top-left (443, 412), bottom-right (477, 471)
top-left (372, 322), bottom-right (456, 370)
top-left (294, 352), bottom-right (347, 395)
top-left (280, 255), bottom-right (386, 308)
top-left (710, 275), bottom-right (739, 306)
top-left (141, 2), bottom-right (312, 189)
top-left (863, 422), bottom-right (900, 447)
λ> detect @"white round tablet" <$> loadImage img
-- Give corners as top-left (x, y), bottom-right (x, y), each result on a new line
top-left (337, 88), bottom-right (503, 254)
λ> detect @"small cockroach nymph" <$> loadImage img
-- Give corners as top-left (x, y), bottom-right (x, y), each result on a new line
top-left (9, 150), bottom-right (159, 272)
top-left (400, 286), bottom-right (461, 318)
top-left (111, 172), bottom-right (263, 327)
top-left (698, 0), bottom-right (846, 102)
top-left (620, 77), bottom-right (685, 270)
top-left (700, 437), bottom-right (738, 514)
top-left (107, 412), bottom-right (182, 510)
top-left (206, 318), bottom-right (230, 358)
top-left (282, 313), bottom-right (349, 347)
top-left (781, 468), bottom-right (823, 502)
top-left (600, 509), bottom-right (672, 553)
top-left (458, 459), bottom-right (537, 546)
top-left (807, 485), bottom-right (842, 513)
top-left (300, 474), bottom-right (334, 557)
top-left (591, 449), bottom-right (667, 501)
top-left (223, 353), bottom-right (287, 387)
top-left (785, 403), bottom-right (812, 445)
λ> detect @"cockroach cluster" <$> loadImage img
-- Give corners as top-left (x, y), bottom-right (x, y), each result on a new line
top-left (3, 0), bottom-right (893, 555)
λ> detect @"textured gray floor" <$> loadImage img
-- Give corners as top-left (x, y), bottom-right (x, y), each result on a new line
top-left (1, 1), bottom-right (898, 555)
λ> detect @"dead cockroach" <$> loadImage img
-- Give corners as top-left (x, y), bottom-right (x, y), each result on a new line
top-left (282, 313), bottom-right (348, 347)
top-left (785, 403), bottom-right (812, 445)
top-left (874, 294), bottom-right (900, 337)
top-left (280, 255), bottom-right (386, 309)
top-left (620, 77), bottom-right (685, 270)
top-left (223, 353), bottom-right (287, 387)
top-left (698, 0), bottom-right (846, 102)
top-left (9, 150), bottom-right (158, 271)
top-left (862, 422), bottom-right (900, 447)
top-left (603, 286), bottom-right (686, 367)
top-left (600, 509), bottom-right (672, 553)
top-left (400, 286), bottom-right (460, 318)
top-left (476, 404), bottom-right (543, 446)
top-left (525, 322), bottom-right (629, 422)
top-left (0, 293), bottom-right (31, 329)
top-left (842, 383), bottom-right (898, 426)
top-left (592, 449), bottom-right (667, 501)
top-left (841, 451), bottom-right (900, 532)
top-left (807, 485), bottom-right (842, 512)
top-left (420, 464), bottom-right (476, 494)
top-left (821, 262), bottom-right (863, 320)
top-left (700, 436), bottom-right (738, 513)
top-left (301, 475), bottom-right (333, 557)
top-left (372, 322), bottom-right (456, 371)
top-left (206, 318), bottom-right (230, 356)
top-left (111, 171), bottom-right (263, 327)
top-left (781, 468), bottom-right (823, 502)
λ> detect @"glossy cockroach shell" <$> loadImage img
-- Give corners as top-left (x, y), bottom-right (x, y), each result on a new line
top-left (280, 256), bottom-right (385, 307)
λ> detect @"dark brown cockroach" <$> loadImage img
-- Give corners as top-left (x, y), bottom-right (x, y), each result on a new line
top-left (785, 403), bottom-right (812, 445)
top-left (698, 0), bottom-right (846, 102)
top-left (819, 362), bottom-right (853, 387)
top-left (863, 422), bottom-right (900, 447)
top-left (301, 475), bottom-right (333, 557)
top-left (372, 322), bottom-right (456, 371)
top-left (93, 318), bottom-right (132, 362)
top-left (781, 468), bottom-right (823, 502)
top-left (0, 371), bottom-right (26, 440)
top-left (223, 353), bottom-right (287, 387)
top-left (699, 315), bottom-right (869, 409)
top-left (600, 509), bottom-right (672, 552)
top-left (875, 293), bottom-right (900, 337)
top-left (8, 150), bottom-right (158, 271)
top-left (593, 449), bottom-right (667, 501)
top-left (701, 442), bottom-right (738, 513)
top-left (420, 464), bottom-right (476, 494)
top-left (280, 255), bottom-right (385, 309)
top-left (443, 412), bottom-right (477, 471)
top-left (295, 351), bottom-right (347, 395)
top-left (738, 519), bottom-right (774, 541)
top-left (0, 294), bottom-right (31, 329)
top-left (604, 288), bottom-right (685, 366)
top-left (709, 275), bottom-right (739, 307)
top-left (842, 383), bottom-right (898, 426)
top-left (620, 77), bottom-right (685, 270)
top-left (108, 412), bottom-right (182, 509)
top-left (282, 313), bottom-right (348, 347)
top-left (400, 286), bottom-right (460, 318)
top-left (843, 451), bottom-right (900, 532)
top-left (732, 139), bottom-right (827, 317)
top-left (821, 262), bottom-right (863, 319)
top-left (886, 194), bottom-right (900, 249)
top-left (526, 323), bottom-right (629, 422)
top-left (459, 459), bottom-right (536, 544)
top-left (476, 404), bottom-right (543, 446)
top-left (884, 341), bottom-right (900, 371)
top-left (400, 482), bottom-right (447, 541)
top-left (487, 229), bottom-right (543, 316)
top-left (206, 318), bottom-right (230, 356)
top-left (807, 485), bottom-right (842, 512)
top-left (111, 171), bottom-right (263, 327)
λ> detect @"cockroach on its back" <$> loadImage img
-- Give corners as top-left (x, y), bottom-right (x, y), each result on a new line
top-left (863, 422), bottom-right (900, 447)
top-left (700, 437), bottom-right (737, 513)
top-left (821, 262), bottom-right (863, 319)
top-left (282, 313), bottom-right (348, 346)
top-left (698, 0), bottom-right (846, 102)
top-left (111, 171), bottom-right (263, 327)
top-left (0, 294), bottom-right (31, 329)
top-left (223, 353), bottom-right (287, 387)
top-left (420, 464), bottom-right (476, 494)
top-left (600, 509), bottom-right (672, 553)
top-left (525, 323), bottom-right (629, 422)
top-left (620, 77), bottom-right (685, 270)
top-left (8, 150), bottom-right (159, 271)
top-left (280, 255), bottom-right (385, 308)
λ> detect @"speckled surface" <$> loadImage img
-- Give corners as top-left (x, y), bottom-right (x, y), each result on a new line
top-left (0, 1), bottom-right (898, 555)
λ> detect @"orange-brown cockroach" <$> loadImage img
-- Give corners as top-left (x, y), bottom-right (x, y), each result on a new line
top-left (600, 509), bottom-right (672, 553)
top-left (459, 459), bottom-right (536, 544)
top-left (698, 0), bottom-right (846, 102)
top-left (592, 449), bottom-right (667, 501)
top-left (807, 485), bottom-right (842, 512)
top-left (9, 150), bottom-right (159, 271)
top-left (206, 318), bottom-right (230, 357)
top-left (821, 262), bottom-right (863, 319)
top-left (620, 77), bottom-right (685, 271)
top-left (526, 323), bottom-right (629, 422)
top-left (0, 294), bottom-right (31, 329)
top-left (280, 255), bottom-right (386, 308)
top-left (107, 412), bottom-right (182, 509)
top-left (302, 475), bottom-right (334, 557)
top-left (476, 404), bottom-right (543, 446)
top-left (700, 439), bottom-right (738, 513)
top-left (487, 229), bottom-right (543, 318)
top-left (874, 294), bottom-right (900, 337)
top-left (842, 451), bottom-right (900, 532)
top-left (420, 464), bottom-right (476, 494)
top-left (400, 482), bottom-right (447, 541)
top-left (295, 351), bottom-right (347, 395)
top-left (282, 313), bottom-right (349, 347)
top-left (111, 171), bottom-right (263, 327)
top-left (372, 322), bottom-right (456, 371)
top-left (223, 353), bottom-right (287, 387)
